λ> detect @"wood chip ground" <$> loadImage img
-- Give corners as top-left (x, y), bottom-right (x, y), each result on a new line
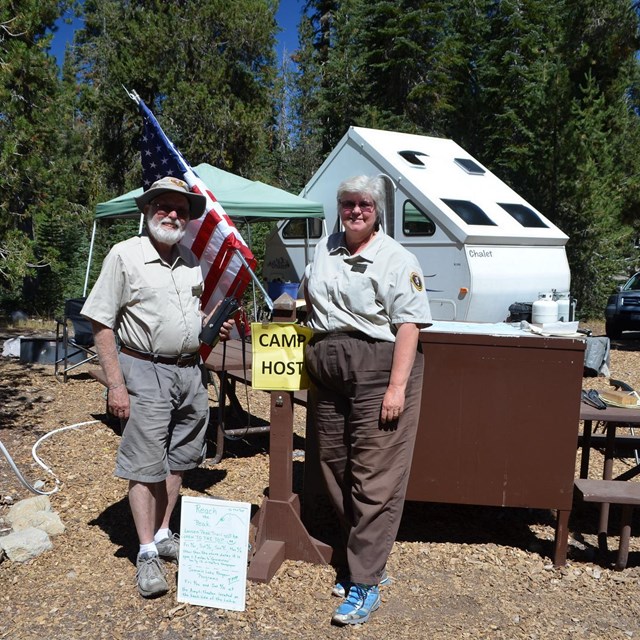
top-left (2, 322), bottom-right (640, 639)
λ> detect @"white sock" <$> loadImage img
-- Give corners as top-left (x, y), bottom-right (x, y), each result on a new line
top-left (154, 528), bottom-right (171, 543)
top-left (139, 542), bottom-right (158, 557)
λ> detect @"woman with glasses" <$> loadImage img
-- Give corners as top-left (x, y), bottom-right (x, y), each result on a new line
top-left (303, 175), bottom-right (432, 626)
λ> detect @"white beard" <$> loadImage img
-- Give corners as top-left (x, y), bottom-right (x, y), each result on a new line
top-left (147, 215), bottom-right (186, 245)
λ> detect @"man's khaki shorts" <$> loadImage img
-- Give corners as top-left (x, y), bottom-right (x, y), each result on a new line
top-left (115, 353), bottom-right (209, 483)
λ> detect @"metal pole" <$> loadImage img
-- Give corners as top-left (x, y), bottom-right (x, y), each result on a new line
top-left (83, 220), bottom-right (97, 297)
top-left (234, 247), bottom-right (273, 312)
top-left (125, 86), bottom-right (271, 311)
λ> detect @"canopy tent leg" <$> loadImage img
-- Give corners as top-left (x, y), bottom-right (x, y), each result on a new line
top-left (83, 221), bottom-right (97, 297)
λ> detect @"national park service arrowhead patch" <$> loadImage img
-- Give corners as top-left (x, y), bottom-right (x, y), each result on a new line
top-left (410, 271), bottom-right (424, 292)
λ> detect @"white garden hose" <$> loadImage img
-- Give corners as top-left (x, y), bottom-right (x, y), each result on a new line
top-left (0, 420), bottom-right (99, 496)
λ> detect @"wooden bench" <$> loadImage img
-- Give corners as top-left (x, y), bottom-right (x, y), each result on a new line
top-left (574, 478), bottom-right (640, 570)
top-left (223, 369), bottom-right (307, 407)
top-left (211, 369), bottom-right (307, 464)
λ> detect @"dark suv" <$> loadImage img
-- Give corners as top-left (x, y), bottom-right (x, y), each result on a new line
top-left (605, 271), bottom-right (640, 338)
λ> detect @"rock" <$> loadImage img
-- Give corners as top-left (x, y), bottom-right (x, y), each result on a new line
top-left (7, 495), bottom-right (51, 523)
top-left (0, 517), bottom-right (12, 536)
top-left (10, 510), bottom-right (65, 536)
top-left (0, 496), bottom-right (65, 564)
top-left (0, 527), bottom-right (52, 562)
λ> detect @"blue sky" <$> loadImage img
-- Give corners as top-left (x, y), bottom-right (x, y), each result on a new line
top-left (49, 0), bottom-right (303, 66)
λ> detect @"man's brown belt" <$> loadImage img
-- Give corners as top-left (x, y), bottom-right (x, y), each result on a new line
top-left (120, 345), bottom-right (200, 367)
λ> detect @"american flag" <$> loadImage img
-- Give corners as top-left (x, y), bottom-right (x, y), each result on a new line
top-left (137, 98), bottom-right (256, 316)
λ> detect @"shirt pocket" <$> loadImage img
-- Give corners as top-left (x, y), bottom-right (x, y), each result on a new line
top-left (130, 284), bottom-right (169, 327)
top-left (339, 269), bottom-right (379, 317)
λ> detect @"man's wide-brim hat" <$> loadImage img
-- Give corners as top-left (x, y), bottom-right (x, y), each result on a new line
top-left (135, 176), bottom-right (207, 219)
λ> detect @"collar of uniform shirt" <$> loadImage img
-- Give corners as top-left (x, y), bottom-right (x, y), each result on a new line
top-left (140, 234), bottom-right (189, 267)
top-left (328, 230), bottom-right (385, 262)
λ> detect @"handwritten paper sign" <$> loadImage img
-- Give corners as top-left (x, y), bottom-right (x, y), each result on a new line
top-left (177, 496), bottom-right (251, 611)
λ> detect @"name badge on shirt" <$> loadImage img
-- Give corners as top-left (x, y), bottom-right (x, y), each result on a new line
top-left (192, 283), bottom-right (204, 297)
top-left (351, 264), bottom-right (368, 274)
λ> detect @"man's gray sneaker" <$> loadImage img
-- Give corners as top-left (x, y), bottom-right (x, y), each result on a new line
top-left (156, 532), bottom-right (180, 564)
top-left (136, 552), bottom-right (168, 598)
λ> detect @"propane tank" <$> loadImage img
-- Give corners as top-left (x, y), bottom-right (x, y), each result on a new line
top-left (555, 292), bottom-right (571, 322)
top-left (532, 293), bottom-right (558, 324)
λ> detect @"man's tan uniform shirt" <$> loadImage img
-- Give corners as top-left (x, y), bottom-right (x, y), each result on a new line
top-left (82, 235), bottom-right (203, 356)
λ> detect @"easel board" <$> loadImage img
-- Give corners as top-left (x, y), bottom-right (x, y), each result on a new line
top-left (177, 496), bottom-right (251, 611)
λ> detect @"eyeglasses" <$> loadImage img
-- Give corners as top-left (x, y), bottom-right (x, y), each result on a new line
top-left (150, 201), bottom-right (190, 218)
top-left (340, 200), bottom-right (375, 212)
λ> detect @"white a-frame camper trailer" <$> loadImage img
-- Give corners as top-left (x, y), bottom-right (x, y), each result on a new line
top-left (263, 127), bottom-right (571, 322)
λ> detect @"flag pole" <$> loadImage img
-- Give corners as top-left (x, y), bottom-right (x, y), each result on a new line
top-left (233, 247), bottom-right (274, 312)
top-left (125, 86), bottom-right (275, 314)
top-left (123, 85), bottom-right (140, 105)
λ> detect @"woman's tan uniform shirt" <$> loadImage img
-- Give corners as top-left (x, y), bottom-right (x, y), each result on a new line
top-left (305, 230), bottom-right (432, 341)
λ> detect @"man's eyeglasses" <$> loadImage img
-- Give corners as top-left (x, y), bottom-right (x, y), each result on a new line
top-left (340, 200), bottom-right (375, 212)
top-left (150, 201), bottom-right (190, 218)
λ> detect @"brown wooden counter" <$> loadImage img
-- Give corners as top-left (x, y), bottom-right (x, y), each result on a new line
top-left (406, 330), bottom-right (585, 566)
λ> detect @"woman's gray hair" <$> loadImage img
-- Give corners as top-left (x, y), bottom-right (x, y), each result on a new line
top-left (336, 175), bottom-right (385, 231)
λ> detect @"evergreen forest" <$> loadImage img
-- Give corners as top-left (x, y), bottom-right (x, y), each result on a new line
top-left (2, 0), bottom-right (640, 320)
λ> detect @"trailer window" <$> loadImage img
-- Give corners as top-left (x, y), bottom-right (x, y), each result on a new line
top-left (442, 199), bottom-right (496, 226)
top-left (454, 158), bottom-right (486, 175)
top-left (282, 218), bottom-right (323, 239)
top-left (403, 201), bottom-right (436, 236)
top-left (381, 174), bottom-right (395, 237)
top-left (498, 203), bottom-right (548, 228)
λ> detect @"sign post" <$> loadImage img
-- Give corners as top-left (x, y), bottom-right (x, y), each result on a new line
top-left (247, 294), bottom-right (332, 582)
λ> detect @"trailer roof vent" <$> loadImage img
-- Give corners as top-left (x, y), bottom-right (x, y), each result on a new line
top-left (442, 199), bottom-right (496, 226)
top-left (498, 203), bottom-right (548, 228)
top-left (398, 150), bottom-right (428, 167)
top-left (454, 158), bottom-right (486, 175)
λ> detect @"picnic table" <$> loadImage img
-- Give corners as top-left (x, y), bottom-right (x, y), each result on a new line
top-left (203, 339), bottom-right (307, 464)
top-left (577, 402), bottom-right (640, 567)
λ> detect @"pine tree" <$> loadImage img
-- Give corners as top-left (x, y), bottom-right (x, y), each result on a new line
top-left (75, 0), bottom-right (280, 194)
top-left (293, 0), bottom-right (640, 318)
top-left (0, 0), bottom-right (93, 314)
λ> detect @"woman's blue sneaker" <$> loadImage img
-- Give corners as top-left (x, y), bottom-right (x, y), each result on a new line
top-left (331, 584), bottom-right (380, 626)
top-left (331, 570), bottom-right (391, 598)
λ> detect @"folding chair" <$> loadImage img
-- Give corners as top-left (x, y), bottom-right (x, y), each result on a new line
top-left (54, 297), bottom-right (98, 382)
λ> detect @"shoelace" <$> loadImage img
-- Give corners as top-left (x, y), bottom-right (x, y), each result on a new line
top-left (160, 532), bottom-right (180, 546)
top-left (346, 583), bottom-right (372, 605)
top-left (136, 555), bottom-right (167, 580)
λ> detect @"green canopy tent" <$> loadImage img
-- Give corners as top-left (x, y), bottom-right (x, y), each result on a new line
top-left (84, 163), bottom-right (325, 295)
top-left (94, 163), bottom-right (324, 221)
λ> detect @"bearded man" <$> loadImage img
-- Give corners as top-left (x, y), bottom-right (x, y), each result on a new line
top-left (82, 177), bottom-right (222, 598)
